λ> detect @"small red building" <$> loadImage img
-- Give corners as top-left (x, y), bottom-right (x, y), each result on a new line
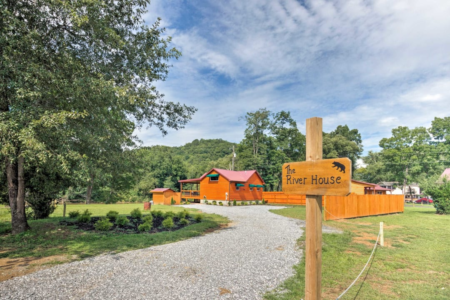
top-left (179, 168), bottom-right (265, 203)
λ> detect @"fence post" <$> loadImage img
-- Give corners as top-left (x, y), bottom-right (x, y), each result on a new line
top-left (380, 222), bottom-right (384, 247)
top-left (63, 201), bottom-right (66, 218)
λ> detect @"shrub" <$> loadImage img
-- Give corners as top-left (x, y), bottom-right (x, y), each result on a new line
top-left (68, 211), bottom-right (80, 218)
top-left (177, 211), bottom-right (186, 219)
top-left (171, 197), bottom-right (176, 205)
top-left (204, 200), bottom-right (209, 205)
top-left (237, 203), bottom-right (241, 206)
top-left (77, 210), bottom-right (92, 223)
top-left (179, 218), bottom-right (190, 226)
top-left (164, 211), bottom-right (175, 219)
top-left (219, 202), bottom-right (223, 206)
top-left (184, 210), bottom-right (191, 219)
top-left (262, 199), bottom-right (266, 204)
top-left (116, 215), bottom-right (129, 226)
top-left (130, 208), bottom-right (142, 219)
top-left (95, 218), bottom-right (113, 231)
top-left (195, 214), bottom-right (203, 222)
top-left (106, 211), bottom-right (119, 222)
top-left (151, 210), bottom-right (164, 218)
top-left (143, 215), bottom-right (153, 223)
top-left (212, 200), bottom-right (217, 205)
top-left (228, 201), bottom-right (231, 206)
top-left (426, 180), bottom-right (450, 214)
top-left (162, 217), bottom-right (174, 229)
top-left (255, 200), bottom-right (259, 205)
top-left (138, 222), bottom-right (152, 232)
top-left (233, 200), bottom-right (236, 206)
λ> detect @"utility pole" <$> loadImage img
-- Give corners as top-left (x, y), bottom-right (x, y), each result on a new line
top-left (232, 145), bottom-right (235, 171)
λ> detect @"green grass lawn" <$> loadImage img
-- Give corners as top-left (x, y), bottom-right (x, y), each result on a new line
top-left (267, 206), bottom-right (450, 300)
top-left (0, 204), bottom-right (228, 260)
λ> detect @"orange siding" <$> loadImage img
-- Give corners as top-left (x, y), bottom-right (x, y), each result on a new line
top-left (351, 181), bottom-right (373, 195)
top-left (153, 191), bottom-right (180, 205)
top-left (229, 173), bottom-right (263, 201)
top-left (262, 192), bottom-right (404, 220)
top-left (199, 171), bottom-right (229, 201)
top-left (200, 171), bottom-right (264, 201)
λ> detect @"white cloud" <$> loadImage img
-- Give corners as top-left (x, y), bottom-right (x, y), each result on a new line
top-left (136, 0), bottom-right (450, 154)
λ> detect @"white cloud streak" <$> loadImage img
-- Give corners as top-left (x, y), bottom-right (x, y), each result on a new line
top-left (136, 0), bottom-right (450, 153)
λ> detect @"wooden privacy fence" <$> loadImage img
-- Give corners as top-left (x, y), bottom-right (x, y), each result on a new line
top-left (262, 192), bottom-right (404, 220)
top-left (324, 194), bottom-right (404, 220)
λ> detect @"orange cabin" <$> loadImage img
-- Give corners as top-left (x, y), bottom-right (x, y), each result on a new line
top-left (150, 188), bottom-right (180, 205)
top-left (179, 168), bottom-right (265, 202)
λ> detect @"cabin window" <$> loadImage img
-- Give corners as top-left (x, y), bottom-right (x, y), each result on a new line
top-left (209, 176), bottom-right (218, 182)
top-left (250, 187), bottom-right (253, 191)
top-left (236, 186), bottom-right (240, 191)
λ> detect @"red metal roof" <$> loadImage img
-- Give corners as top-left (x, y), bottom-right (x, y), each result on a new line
top-left (150, 188), bottom-right (176, 193)
top-left (366, 184), bottom-right (392, 191)
top-left (179, 168), bottom-right (265, 184)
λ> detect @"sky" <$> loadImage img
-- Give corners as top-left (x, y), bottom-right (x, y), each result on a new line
top-left (136, 0), bottom-right (450, 154)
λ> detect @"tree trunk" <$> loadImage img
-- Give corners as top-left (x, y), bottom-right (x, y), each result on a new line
top-left (86, 173), bottom-right (95, 204)
top-left (6, 156), bottom-right (29, 234)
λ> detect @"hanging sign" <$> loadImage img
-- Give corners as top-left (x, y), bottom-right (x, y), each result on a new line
top-left (282, 157), bottom-right (352, 196)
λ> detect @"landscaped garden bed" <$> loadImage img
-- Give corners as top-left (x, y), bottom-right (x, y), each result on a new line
top-left (59, 208), bottom-right (202, 234)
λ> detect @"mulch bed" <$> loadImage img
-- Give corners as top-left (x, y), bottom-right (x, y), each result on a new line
top-left (59, 215), bottom-right (199, 234)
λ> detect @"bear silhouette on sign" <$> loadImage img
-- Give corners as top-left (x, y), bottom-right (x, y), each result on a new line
top-left (332, 161), bottom-right (346, 173)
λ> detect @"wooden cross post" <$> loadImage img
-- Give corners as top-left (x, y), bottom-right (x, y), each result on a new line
top-left (282, 117), bottom-right (352, 300)
top-left (305, 117), bottom-right (323, 300)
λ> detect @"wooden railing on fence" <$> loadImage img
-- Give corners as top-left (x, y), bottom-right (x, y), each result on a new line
top-left (262, 192), bottom-right (404, 220)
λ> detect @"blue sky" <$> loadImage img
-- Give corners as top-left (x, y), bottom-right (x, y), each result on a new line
top-left (136, 0), bottom-right (450, 154)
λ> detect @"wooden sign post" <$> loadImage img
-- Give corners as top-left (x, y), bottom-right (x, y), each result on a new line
top-left (282, 117), bottom-right (351, 300)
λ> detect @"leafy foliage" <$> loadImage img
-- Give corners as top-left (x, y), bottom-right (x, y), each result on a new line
top-left (424, 180), bottom-right (450, 214)
top-left (77, 210), bottom-right (92, 223)
top-left (68, 211), bottom-right (80, 218)
top-left (195, 214), bottom-right (203, 222)
top-left (130, 208), bottom-right (142, 220)
top-left (138, 222), bottom-right (152, 232)
top-left (106, 211), bottom-right (119, 222)
top-left (162, 217), bottom-right (174, 229)
top-left (95, 218), bottom-right (113, 231)
top-left (116, 216), bottom-right (129, 226)
top-left (179, 218), bottom-right (190, 226)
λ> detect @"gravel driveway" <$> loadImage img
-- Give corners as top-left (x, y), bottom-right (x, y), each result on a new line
top-left (1, 205), bottom-right (308, 300)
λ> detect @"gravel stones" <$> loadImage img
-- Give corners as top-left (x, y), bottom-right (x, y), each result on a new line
top-left (0, 205), bottom-right (310, 300)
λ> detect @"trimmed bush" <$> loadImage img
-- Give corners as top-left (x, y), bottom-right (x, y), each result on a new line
top-left (237, 203), bottom-right (241, 206)
top-left (212, 200), bottom-right (217, 205)
top-left (179, 218), bottom-right (190, 226)
top-left (255, 200), bottom-right (259, 205)
top-left (138, 222), bottom-right (152, 232)
top-left (233, 200), bottom-right (236, 206)
top-left (171, 197), bottom-right (176, 205)
top-left (219, 202), bottom-right (223, 206)
top-left (77, 210), bottom-right (92, 223)
top-left (116, 215), bottom-right (129, 226)
top-left (195, 214), bottom-right (203, 222)
top-left (177, 211), bottom-right (187, 219)
top-left (143, 215), bottom-right (153, 223)
top-left (162, 217), bottom-right (174, 229)
top-left (151, 210), bottom-right (164, 218)
top-left (164, 211), bottom-right (175, 219)
top-left (204, 200), bottom-right (209, 205)
top-left (68, 211), bottom-right (80, 218)
top-left (130, 208), bottom-right (142, 219)
top-left (95, 218), bottom-right (113, 231)
top-left (106, 211), bottom-right (119, 222)
top-left (228, 201), bottom-right (232, 206)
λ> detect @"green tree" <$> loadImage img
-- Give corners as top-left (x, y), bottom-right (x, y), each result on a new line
top-left (1, 0), bottom-right (195, 233)
top-left (323, 125), bottom-right (363, 172)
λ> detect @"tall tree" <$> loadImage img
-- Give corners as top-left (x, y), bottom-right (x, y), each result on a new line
top-left (1, 0), bottom-right (195, 233)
